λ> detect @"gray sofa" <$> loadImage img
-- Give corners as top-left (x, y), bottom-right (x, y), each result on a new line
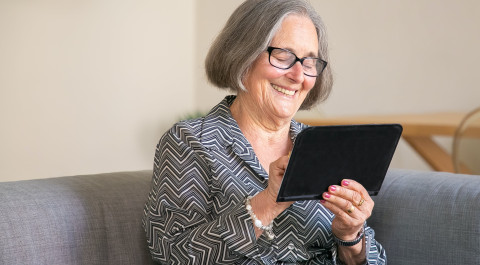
top-left (1, 169), bottom-right (479, 265)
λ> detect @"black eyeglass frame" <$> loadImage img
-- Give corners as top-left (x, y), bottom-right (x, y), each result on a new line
top-left (266, 46), bottom-right (327, 77)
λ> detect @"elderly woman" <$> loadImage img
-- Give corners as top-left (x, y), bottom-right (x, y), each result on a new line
top-left (143, 0), bottom-right (386, 264)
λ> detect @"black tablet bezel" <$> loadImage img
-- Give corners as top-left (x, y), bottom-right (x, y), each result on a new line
top-left (276, 124), bottom-right (402, 202)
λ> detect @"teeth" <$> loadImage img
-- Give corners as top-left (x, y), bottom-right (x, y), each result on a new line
top-left (272, 84), bottom-right (295, 96)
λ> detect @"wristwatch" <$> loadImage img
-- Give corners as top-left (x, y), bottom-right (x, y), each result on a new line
top-left (333, 226), bottom-right (364, 247)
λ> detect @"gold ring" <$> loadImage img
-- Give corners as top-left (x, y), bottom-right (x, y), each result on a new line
top-left (347, 205), bottom-right (355, 214)
top-left (357, 198), bottom-right (365, 207)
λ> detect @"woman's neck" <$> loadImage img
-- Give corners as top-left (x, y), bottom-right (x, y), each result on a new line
top-left (230, 96), bottom-right (291, 141)
top-left (230, 96), bottom-right (293, 173)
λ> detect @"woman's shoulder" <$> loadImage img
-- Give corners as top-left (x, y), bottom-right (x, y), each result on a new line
top-left (290, 118), bottom-right (310, 138)
top-left (291, 119), bottom-right (309, 129)
top-left (162, 117), bottom-right (205, 145)
top-left (159, 96), bottom-right (235, 150)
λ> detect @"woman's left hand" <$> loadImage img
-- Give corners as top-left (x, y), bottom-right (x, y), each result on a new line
top-left (321, 179), bottom-right (373, 241)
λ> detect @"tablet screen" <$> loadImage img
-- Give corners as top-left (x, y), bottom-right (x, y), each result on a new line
top-left (276, 124), bottom-right (402, 202)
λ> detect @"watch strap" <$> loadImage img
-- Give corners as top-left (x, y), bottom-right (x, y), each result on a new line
top-left (333, 226), bottom-right (365, 247)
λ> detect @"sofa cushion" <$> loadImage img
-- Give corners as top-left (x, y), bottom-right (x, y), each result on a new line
top-left (0, 170), bottom-right (156, 265)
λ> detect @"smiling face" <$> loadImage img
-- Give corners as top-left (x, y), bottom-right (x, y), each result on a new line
top-left (239, 14), bottom-right (319, 122)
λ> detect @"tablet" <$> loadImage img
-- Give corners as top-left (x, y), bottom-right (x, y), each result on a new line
top-left (276, 124), bottom-right (402, 202)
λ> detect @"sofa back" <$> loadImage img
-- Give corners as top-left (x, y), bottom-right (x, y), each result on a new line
top-left (0, 171), bottom-right (155, 265)
top-left (369, 169), bottom-right (480, 265)
top-left (2, 169), bottom-right (479, 265)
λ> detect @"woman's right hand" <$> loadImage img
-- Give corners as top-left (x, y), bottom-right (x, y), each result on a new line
top-left (264, 155), bottom-right (294, 209)
top-left (249, 155), bottom-right (294, 238)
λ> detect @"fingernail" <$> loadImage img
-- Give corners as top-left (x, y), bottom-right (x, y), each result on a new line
top-left (320, 200), bottom-right (326, 204)
top-left (329, 185), bottom-right (336, 192)
top-left (324, 193), bottom-right (331, 199)
top-left (342, 180), bottom-right (350, 186)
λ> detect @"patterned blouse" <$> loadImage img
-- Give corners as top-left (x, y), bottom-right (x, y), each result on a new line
top-left (143, 95), bottom-right (386, 264)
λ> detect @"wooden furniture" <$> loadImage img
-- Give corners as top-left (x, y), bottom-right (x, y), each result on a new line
top-left (298, 112), bottom-right (480, 173)
top-left (452, 107), bottom-right (480, 174)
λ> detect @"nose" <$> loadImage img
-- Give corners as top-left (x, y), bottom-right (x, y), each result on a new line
top-left (287, 61), bottom-right (305, 83)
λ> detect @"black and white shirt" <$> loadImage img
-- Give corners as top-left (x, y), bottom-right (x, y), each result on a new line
top-left (143, 95), bottom-right (386, 264)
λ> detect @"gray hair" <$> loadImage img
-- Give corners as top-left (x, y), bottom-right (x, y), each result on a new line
top-left (205, 0), bottom-right (333, 109)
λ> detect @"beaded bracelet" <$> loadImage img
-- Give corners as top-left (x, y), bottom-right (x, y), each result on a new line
top-left (245, 196), bottom-right (275, 240)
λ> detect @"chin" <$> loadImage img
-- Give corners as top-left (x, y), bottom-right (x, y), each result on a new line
top-left (274, 107), bottom-right (298, 120)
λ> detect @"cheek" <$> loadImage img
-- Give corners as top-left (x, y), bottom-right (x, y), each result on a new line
top-left (304, 78), bottom-right (317, 91)
top-left (244, 62), bottom-right (281, 87)
top-left (261, 66), bottom-right (285, 80)
top-left (253, 57), bottom-right (284, 79)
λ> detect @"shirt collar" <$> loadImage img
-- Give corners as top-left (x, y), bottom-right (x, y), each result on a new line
top-left (201, 95), bottom-right (307, 179)
top-left (200, 95), bottom-right (306, 151)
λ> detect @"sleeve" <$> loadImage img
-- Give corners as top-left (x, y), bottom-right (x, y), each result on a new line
top-left (142, 126), bottom-right (261, 264)
top-left (363, 225), bottom-right (386, 264)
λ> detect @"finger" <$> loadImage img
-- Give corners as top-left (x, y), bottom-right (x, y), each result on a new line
top-left (320, 198), bottom-right (349, 219)
top-left (328, 185), bottom-right (364, 209)
top-left (266, 156), bottom-right (290, 198)
top-left (341, 179), bottom-right (370, 201)
top-left (322, 192), bottom-right (366, 221)
top-left (328, 184), bottom-right (372, 216)
top-left (338, 180), bottom-right (374, 220)
top-left (269, 155), bottom-right (289, 175)
top-left (320, 200), bottom-right (366, 238)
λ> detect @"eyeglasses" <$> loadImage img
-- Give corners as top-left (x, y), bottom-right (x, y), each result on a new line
top-left (266, 46), bottom-right (327, 77)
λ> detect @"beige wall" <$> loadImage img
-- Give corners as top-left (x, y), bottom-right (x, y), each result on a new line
top-left (0, 0), bottom-right (196, 181)
top-left (1, 1), bottom-right (479, 181)
top-left (195, 0), bottom-right (480, 171)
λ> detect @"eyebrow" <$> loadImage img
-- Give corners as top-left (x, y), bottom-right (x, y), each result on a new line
top-left (281, 46), bottom-right (318, 58)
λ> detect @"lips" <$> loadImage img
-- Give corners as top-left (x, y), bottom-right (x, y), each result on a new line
top-left (272, 84), bottom-right (295, 96)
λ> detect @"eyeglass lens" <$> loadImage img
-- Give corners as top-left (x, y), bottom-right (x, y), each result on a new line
top-left (268, 48), bottom-right (325, 77)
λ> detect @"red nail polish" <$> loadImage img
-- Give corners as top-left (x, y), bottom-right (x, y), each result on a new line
top-left (342, 180), bottom-right (350, 186)
top-left (320, 200), bottom-right (326, 204)
top-left (324, 193), bottom-right (331, 198)
top-left (329, 185), bottom-right (336, 192)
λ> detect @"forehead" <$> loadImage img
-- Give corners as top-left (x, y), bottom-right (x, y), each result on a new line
top-left (270, 14), bottom-right (319, 57)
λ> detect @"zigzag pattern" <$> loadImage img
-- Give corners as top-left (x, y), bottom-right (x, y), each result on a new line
top-left (143, 96), bottom-right (386, 264)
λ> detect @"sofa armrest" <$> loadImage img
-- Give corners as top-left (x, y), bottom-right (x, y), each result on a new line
top-left (369, 169), bottom-right (480, 265)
